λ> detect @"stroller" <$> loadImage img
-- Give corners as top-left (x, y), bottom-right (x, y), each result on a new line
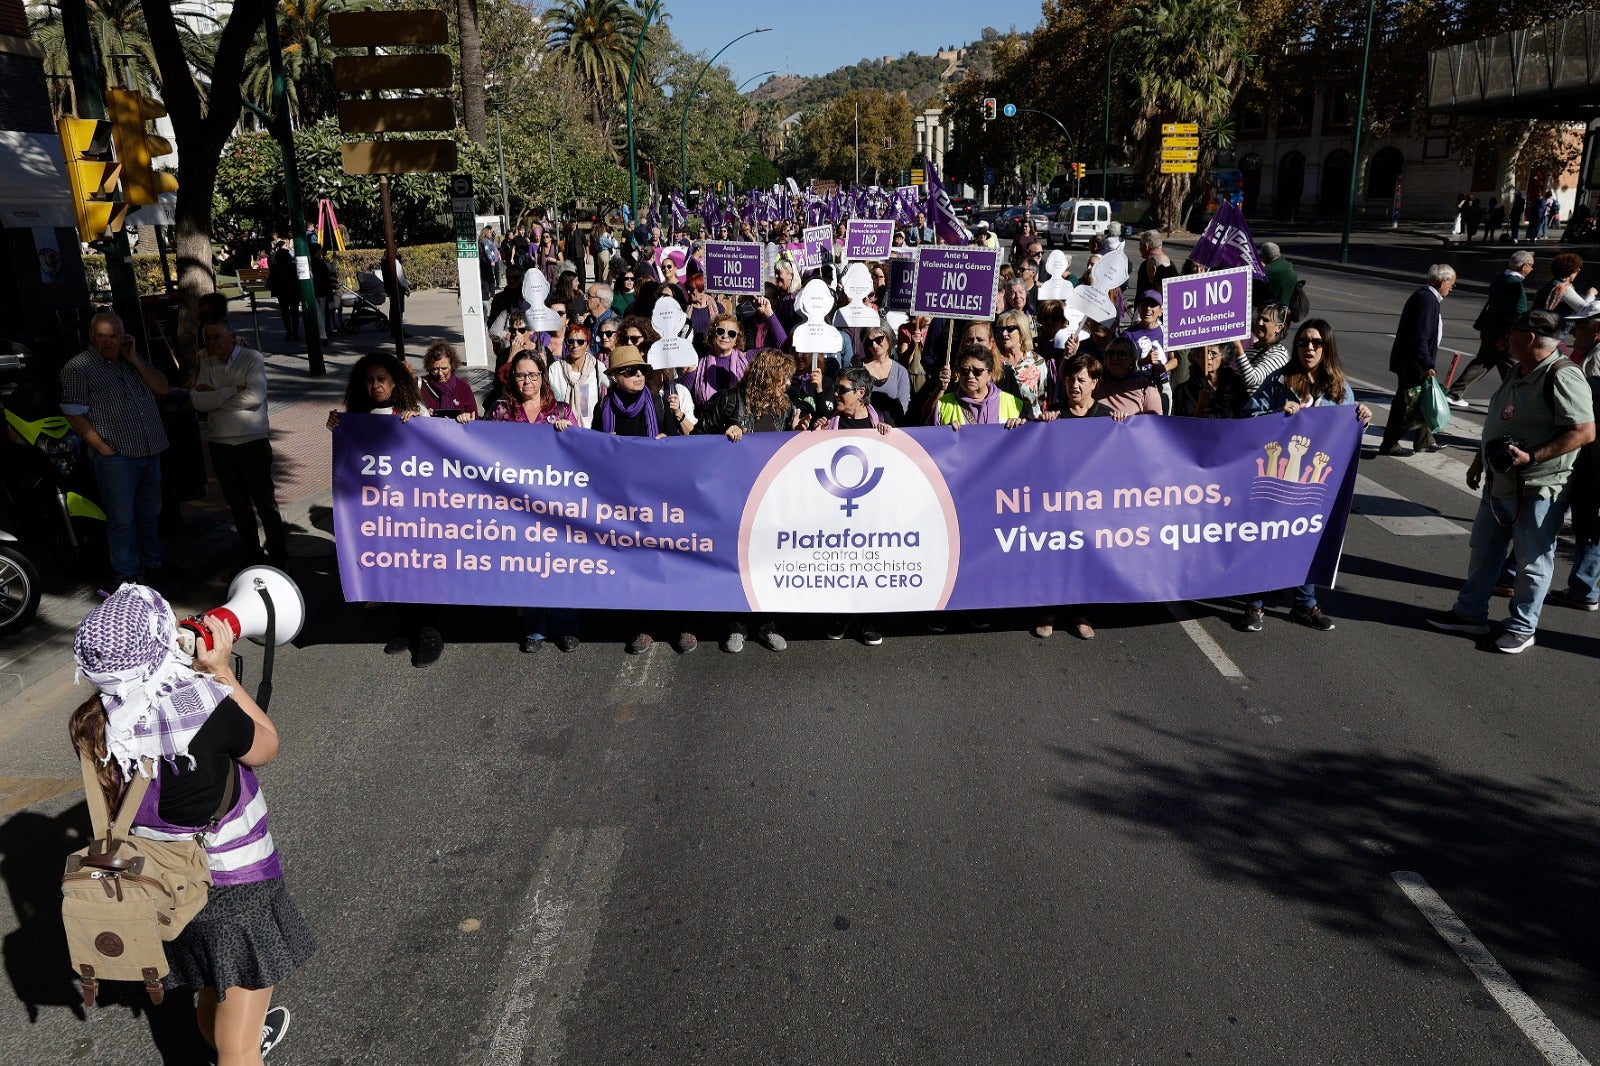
top-left (337, 274), bottom-right (390, 333)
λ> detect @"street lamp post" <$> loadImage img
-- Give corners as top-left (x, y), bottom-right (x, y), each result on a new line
top-left (546, 117), bottom-right (560, 229)
top-left (626, 0), bottom-right (665, 224)
top-left (1102, 35), bottom-right (1125, 200)
top-left (494, 108), bottom-right (510, 228)
top-left (1339, 0), bottom-right (1377, 263)
top-left (680, 28), bottom-right (771, 196)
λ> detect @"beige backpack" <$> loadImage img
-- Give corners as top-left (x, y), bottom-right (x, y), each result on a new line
top-left (61, 754), bottom-right (232, 1006)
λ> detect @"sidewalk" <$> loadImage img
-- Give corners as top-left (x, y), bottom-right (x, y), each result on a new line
top-left (1168, 219), bottom-right (1597, 295)
top-left (0, 286), bottom-right (477, 702)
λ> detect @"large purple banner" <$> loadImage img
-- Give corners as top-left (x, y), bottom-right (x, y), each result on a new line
top-left (334, 410), bottom-right (1360, 611)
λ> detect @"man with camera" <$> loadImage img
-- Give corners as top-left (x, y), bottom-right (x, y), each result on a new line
top-left (1427, 309), bottom-right (1595, 652)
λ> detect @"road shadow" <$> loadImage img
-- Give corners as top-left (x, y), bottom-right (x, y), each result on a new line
top-left (1048, 717), bottom-right (1600, 1016)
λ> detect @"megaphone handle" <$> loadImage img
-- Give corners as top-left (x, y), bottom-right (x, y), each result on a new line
top-left (255, 586), bottom-right (277, 712)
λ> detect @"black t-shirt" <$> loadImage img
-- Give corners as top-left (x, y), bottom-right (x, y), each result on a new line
top-left (836, 413), bottom-right (874, 429)
top-left (157, 697), bottom-right (252, 827)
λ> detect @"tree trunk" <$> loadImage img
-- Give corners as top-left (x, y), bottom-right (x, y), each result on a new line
top-left (1497, 120), bottom-right (1536, 201)
top-left (139, 0), bottom-right (269, 368)
top-left (456, 0), bottom-right (488, 145)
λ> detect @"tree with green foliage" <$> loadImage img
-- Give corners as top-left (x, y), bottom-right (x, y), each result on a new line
top-left (30, 0), bottom-right (213, 118)
top-left (239, 0), bottom-right (355, 129)
top-left (543, 0), bottom-right (644, 129)
top-left (801, 90), bottom-right (913, 185)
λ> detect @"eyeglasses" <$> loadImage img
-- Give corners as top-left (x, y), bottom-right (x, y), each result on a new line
top-left (565, 337), bottom-right (589, 346)
top-left (958, 366), bottom-right (988, 377)
top-left (613, 366), bottom-right (645, 378)
top-left (599, 329), bottom-right (619, 338)
top-left (997, 325), bottom-right (1020, 334)
top-left (866, 335), bottom-right (888, 346)
top-left (713, 327), bottom-right (740, 339)
top-left (1296, 338), bottom-right (1325, 349)
top-left (624, 333), bottom-right (645, 343)
top-left (512, 327), bottom-right (530, 335)
top-left (622, 276), bottom-right (635, 283)
top-left (512, 372), bottom-right (542, 382)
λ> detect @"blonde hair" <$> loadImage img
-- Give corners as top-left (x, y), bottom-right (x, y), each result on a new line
top-left (995, 310), bottom-right (1033, 354)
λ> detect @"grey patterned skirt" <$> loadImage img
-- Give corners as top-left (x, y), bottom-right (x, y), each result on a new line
top-left (163, 878), bottom-right (317, 1000)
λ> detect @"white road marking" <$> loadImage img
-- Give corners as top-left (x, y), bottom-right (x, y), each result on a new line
top-left (1347, 375), bottom-right (1484, 502)
top-left (481, 826), bottom-right (627, 1066)
top-left (1167, 603), bottom-right (1246, 682)
top-left (1352, 474), bottom-right (1467, 535)
top-left (1392, 871), bottom-right (1593, 1066)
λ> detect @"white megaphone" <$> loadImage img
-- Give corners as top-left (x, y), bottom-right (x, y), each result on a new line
top-left (176, 565), bottom-right (306, 657)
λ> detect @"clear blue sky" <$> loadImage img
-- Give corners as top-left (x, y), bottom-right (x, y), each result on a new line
top-left (661, 2), bottom-right (1047, 92)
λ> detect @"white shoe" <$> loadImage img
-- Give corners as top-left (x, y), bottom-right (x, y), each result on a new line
top-left (1446, 397), bottom-right (1470, 409)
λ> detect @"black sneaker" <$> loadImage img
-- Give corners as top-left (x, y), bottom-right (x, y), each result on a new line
top-left (556, 635), bottom-right (580, 652)
top-left (1290, 605), bottom-right (1336, 632)
top-left (860, 623), bottom-right (883, 647)
top-left (260, 1006), bottom-right (290, 1058)
top-left (1546, 589), bottom-right (1600, 612)
top-left (1240, 607), bottom-right (1264, 632)
top-left (1425, 610), bottom-right (1491, 635)
top-left (383, 634), bottom-right (411, 655)
top-left (520, 636), bottom-right (544, 653)
top-left (825, 617), bottom-right (850, 640)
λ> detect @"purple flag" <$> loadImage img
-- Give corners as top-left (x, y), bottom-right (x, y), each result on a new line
top-left (925, 163), bottom-right (971, 245)
top-left (646, 193), bottom-right (660, 234)
top-left (699, 191), bottom-right (720, 234)
top-left (1188, 200), bottom-right (1267, 280)
top-left (893, 186), bottom-right (919, 227)
top-left (669, 191), bottom-right (687, 234)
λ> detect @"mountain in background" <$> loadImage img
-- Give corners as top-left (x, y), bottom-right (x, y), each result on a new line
top-left (748, 33), bottom-right (1004, 116)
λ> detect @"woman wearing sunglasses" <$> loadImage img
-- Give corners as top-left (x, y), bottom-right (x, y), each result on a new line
top-left (683, 313), bottom-right (751, 409)
top-left (854, 322), bottom-right (910, 423)
top-left (548, 323), bottom-right (606, 427)
top-left (1241, 319), bottom-right (1372, 633)
top-left (611, 270), bottom-right (638, 315)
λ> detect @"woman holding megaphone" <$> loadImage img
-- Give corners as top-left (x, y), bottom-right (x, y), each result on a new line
top-left (70, 583), bottom-right (314, 1062)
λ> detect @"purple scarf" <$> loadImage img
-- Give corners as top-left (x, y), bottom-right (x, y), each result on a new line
top-left (957, 384), bottom-right (1001, 425)
top-left (599, 386), bottom-right (659, 436)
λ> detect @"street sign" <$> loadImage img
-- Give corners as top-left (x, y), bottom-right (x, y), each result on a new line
top-left (1161, 122), bottom-right (1200, 135)
top-left (337, 98), bottom-right (455, 134)
top-left (328, 9), bottom-right (448, 46)
top-left (341, 141), bottom-right (459, 175)
top-left (1161, 135), bottom-right (1199, 148)
top-left (1002, 103), bottom-right (1017, 118)
top-left (1160, 162), bottom-right (1198, 174)
top-left (450, 174), bottom-right (489, 369)
top-left (911, 168), bottom-right (925, 186)
top-left (1161, 149), bottom-right (1200, 162)
top-left (984, 167), bottom-right (996, 185)
top-left (332, 54), bottom-right (453, 91)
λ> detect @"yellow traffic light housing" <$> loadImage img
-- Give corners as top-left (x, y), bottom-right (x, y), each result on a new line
top-left (106, 88), bottom-right (178, 206)
top-left (58, 116), bottom-right (128, 241)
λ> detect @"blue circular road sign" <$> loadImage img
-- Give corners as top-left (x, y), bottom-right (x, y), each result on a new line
top-left (1002, 103), bottom-right (1017, 118)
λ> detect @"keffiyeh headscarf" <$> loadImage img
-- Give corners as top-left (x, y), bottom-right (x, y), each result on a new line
top-left (74, 583), bottom-right (231, 779)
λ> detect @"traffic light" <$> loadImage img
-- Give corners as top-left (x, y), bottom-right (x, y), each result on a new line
top-left (106, 88), bottom-right (178, 206)
top-left (981, 97), bottom-right (997, 121)
top-left (57, 116), bottom-right (128, 242)
top-left (1072, 162), bottom-right (1087, 179)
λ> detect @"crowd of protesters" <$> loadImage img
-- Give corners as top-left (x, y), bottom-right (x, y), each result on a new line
top-left (324, 218), bottom-right (1394, 665)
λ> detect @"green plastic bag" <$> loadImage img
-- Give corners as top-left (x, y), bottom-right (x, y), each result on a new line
top-left (1419, 377), bottom-right (1450, 433)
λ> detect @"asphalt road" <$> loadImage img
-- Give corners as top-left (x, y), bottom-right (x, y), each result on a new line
top-left (1, 260), bottom-right (1598, 1065)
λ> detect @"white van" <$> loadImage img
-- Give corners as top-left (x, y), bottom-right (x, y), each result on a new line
top-left (1048, 199), bottom-right (1112, 248)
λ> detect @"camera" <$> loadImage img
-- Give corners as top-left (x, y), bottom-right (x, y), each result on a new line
top-left (1485, 435), bottom-right (1526, 474)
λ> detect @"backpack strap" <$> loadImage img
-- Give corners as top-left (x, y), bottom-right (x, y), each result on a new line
top-left (78, 752), bottom-right (155, 846)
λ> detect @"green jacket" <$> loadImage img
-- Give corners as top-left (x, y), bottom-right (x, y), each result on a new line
top-left (1262, 256), bottom-right (1298, 308)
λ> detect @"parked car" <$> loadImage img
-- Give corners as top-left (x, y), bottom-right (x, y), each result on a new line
top-left (1048, 199), bottom-right (1113, 248)
top-left (994, 204), bottom-right (1053, 238)
top-left (947, 197), bottom-right (978, 222)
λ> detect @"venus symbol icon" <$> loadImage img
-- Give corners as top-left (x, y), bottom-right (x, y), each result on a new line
top-left (814, 445), bottom-right (883, 516)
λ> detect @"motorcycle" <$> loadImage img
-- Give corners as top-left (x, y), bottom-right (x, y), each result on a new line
top-left (0, 524), bottom-right (41, 638)
top-left (1, 379), bottom-right (108, 572)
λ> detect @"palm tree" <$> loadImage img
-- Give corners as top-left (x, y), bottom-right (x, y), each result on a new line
top-left (1117, 0), bottom-right (1250, 229)
top-left (239, 0), bottom-right (366, 129)
top-left (543, 0), bottom-right (645, 104)
top-left (29, 0), bottom-right (213, 117)
top-left (456, 0), bottom-right (487, 145)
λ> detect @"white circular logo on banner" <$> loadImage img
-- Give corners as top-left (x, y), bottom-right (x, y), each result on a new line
top-left (738, 432), bottom-right (960, 613)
